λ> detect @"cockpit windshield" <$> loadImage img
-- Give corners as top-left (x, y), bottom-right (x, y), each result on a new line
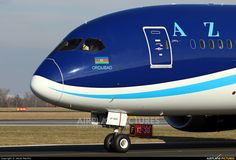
top-left (55, 38), bottom-right (105, 53)
top-left (81, 38), bottom-right (105, 53)
top-left (56, 39), bottom-right (82, 51)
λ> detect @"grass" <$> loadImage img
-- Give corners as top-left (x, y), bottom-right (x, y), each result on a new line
top-left (0, 107), bottom-right (90, 120)
top-left (0, 126), bottom-right (112, 145)
top-left (0, 107), bottom-right (73, 112)
top-left (0, 107), bottom-right (235, 146)
top-left (0, 126), bottom-right (235, 146)
top-left (0, 107), bottom-right (163, 120)
top-left (0, 112), bottom-right (90, 120)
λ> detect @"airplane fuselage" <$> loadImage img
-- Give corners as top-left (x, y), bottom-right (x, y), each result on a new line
top-left (31, 4), bottom-right (236, 116)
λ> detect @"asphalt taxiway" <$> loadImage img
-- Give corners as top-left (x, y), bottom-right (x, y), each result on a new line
top-left (0, 141), bottom-right (236, 157)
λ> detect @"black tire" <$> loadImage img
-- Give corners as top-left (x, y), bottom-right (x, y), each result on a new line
top-left (104, 133), bottom-right (115, 152)
top-left (113, 134), bottom-right (131, 153)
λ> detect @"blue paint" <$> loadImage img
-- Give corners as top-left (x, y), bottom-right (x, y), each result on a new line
top-left (34, 59), bottom-right (63, 83)
top-left (33, 4), bottom-right (236, 89)
top-left (50, 74), bottom-right (236, 99)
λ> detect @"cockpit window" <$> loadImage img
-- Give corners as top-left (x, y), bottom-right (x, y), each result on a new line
top-left (81, 38), bottom-right (105, 53)
top-left (57, 39), bottom-right (82, 51)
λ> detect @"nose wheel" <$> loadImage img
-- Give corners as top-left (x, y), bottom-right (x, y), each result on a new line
top-left (104, 129), bottom-right (131, 153)
top-left (104, 133), bottom-right (115, 152)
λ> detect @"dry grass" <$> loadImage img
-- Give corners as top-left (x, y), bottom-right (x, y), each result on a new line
top-left (0, 112), bottom-right (90, 120)
top-left (0, 107), bottom-right (90, 120)
top-left (0, 107), bottom-right (73, 112)
top-left (0, 107), bottom-right (235, 146)
top-left (0, 126), bottom-right (113, 145)
top-left (0, 126), bottom-right (235, 146)
top-left (0, 107), bottom-right (163, 120)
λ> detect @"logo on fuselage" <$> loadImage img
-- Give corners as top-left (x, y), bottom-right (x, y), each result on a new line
top-left (95, 57), bottom-right (109, 65)
top-left (173, 21), bottom-right (220, 37)
top-left (92, 57), bottom-right (113, 71)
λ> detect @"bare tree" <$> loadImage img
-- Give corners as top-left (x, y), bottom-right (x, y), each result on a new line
top-left (12, 94), bottom-right (22, 107)
top-left (23, 91), bottom-right (53, 107)
top-left (0, 88), bottom-right (10, 107)
top-left (0, 88), bottom-right (55, 107)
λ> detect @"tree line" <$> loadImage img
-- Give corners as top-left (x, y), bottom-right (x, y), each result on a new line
top-left (0, 88), bottom-right (54, 107)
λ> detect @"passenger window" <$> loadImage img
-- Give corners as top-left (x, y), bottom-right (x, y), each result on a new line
top-left (81, 38), bottom-right (105, 52)
top-left (226, 39), bottom-right (233, 49)
top-left (199, 39), bottom-right (205, 49)
top-left (57, 39), bottom-right (82, 51)
top-left (209, 39), bottom-right (215, 49)
top-left (190, 39), bottom-right (196, 49)
top-left (218, 40), bottom-right (224, 49)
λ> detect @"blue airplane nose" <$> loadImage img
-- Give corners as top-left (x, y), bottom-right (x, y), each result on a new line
top-left (33, 58), bottom-right (63, 83)
top-left (31, 58), bottom-right (64, 104)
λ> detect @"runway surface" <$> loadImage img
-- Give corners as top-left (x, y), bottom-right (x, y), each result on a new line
top-left (0, 141), bottom-right (236, 157)
top-left (0, 119), bottom-right (167, 126)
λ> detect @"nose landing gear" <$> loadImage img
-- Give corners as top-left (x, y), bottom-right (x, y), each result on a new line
top-left (91, 111), bottom-right (130, 153)
top-left (104, 128), bottom-right (131, 153)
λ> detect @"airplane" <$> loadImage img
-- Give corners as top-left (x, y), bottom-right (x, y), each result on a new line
top-left (31, 4), bottom-right (236, 153)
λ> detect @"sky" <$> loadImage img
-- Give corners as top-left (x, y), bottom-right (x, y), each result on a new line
top-left (0, 0), bottom-right (236, 96)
